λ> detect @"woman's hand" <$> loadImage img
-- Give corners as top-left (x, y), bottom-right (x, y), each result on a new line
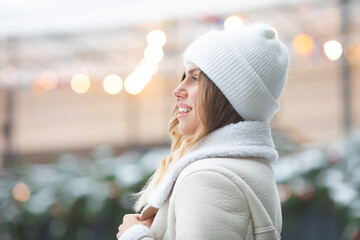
top-left (116, 214), bottom-right (154, 239)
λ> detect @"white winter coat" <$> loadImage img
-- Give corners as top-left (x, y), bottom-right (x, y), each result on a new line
top-left (119, 121), bottom-right (282, 240)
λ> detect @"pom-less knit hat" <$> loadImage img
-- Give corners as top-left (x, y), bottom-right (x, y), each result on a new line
top-left (183, 23), bottom-right (289, 123)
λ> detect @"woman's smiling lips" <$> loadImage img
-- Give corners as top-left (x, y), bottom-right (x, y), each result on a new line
top-left (178, 102), bottom-right (192, 109)
top-left (177, 102), bottom-right (193, 118)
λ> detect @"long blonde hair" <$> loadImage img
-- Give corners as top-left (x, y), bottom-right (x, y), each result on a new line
top-left (133, 71), bottom-right (244, 212)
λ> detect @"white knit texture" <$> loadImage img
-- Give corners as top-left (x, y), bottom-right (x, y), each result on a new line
top-left (183, 23), bottom-right (289, 123)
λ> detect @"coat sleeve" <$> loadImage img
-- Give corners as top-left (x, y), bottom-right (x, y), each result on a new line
top-left (173, 170), bottom-right (253, 240)
top-left (117, 224), bottom-right (154, 240)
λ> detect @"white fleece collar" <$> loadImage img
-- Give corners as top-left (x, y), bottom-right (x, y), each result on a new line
top-left (141, 121), bottom-right (278, 218)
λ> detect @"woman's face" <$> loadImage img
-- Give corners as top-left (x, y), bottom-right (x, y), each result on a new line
top-left (172, 62), bottom-right (201, 136)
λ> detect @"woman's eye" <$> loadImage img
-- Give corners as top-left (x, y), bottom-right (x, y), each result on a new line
top-left (181, 73), bottom-right (186, 82)
top-left (181, 73), bottom-right (198, 82)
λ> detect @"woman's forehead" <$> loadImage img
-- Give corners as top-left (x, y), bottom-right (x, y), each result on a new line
top-left (185, 62), bottom-right (201, 73)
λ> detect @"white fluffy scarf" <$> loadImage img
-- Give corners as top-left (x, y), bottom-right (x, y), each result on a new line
top-left (141, 120), bottom-right (278, 218)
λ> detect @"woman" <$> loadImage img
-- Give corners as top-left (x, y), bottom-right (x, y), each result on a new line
top-left (116, 23), bottom-right (289, 240)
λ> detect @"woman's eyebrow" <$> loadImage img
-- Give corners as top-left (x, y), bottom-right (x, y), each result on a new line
top-left (187, 68), bottom-right (201, 74)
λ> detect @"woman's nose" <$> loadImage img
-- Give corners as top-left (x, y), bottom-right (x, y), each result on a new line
top-left (172, 83), bottom-right (188, 99)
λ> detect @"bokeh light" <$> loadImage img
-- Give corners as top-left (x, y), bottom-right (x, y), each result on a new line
top-left (124, 74), bottom-right (143, 95)
top-left (140, 58), bottom-right (159, 74)
top-left (146, 30), bottom-right (167, 47)
top-left (224, 15), bottom-right (244, 31)
top-left (134, 65), bottom-right (153, 79)
top-left (277, 183), bottom-right (292, 202)
top-left (71, 73), bottom-right (91, 94)
top-left (324, 40), bottom-right (343, 61)
top-left (49, 201), bottom-right (68, 218)
top-left (38, 71), bottom-right (59, 90)
top-left (355, 45), bottom-right (360, 60)
top-left (0, 66), bottom-right (18, 85)
top-left (292, 33), bottom-right (314, 55)
top-left (13, 183), bottom-right (31, 202)
top-left (124, 69), bottom-right (152, 95)
top-left (144, 46), bottom-right (164, 64)
top-left (290, 178), bottom-right (316, 201)
top-left (345, 45), bottom-right (360, 62)
top-left (103, 74), bottom-right (123, 95)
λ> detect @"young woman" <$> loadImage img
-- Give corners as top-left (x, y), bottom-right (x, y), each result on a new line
top-left (116, 23), bottom-right (289, 240)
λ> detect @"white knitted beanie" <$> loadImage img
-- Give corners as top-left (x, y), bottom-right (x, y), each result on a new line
top-left (183, 23), bottom-right (289, 123)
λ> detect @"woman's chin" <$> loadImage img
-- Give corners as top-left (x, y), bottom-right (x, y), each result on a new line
top-left (178, 125), bottom-right (192, 136)
top-left (177, 118), bottom-right (200, 136)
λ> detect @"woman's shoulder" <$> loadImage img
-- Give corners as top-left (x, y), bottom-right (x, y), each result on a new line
top-left (171, 158), bottom-right (252, 217)
top-left (177, 157), bottom-right (275, 185)
top-left (174, 157), bottom-right (280, 211)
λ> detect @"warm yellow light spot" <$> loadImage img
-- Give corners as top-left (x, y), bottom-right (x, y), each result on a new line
top-left (124, 74), bottom-right (143, 95)
top-left (13, 183), bottom-right (30, 202)
top-left (140, 58), bottom-right (159, 74)
top-left (224, 15), bottom-right (244, 31)
top-left (38, 71), bottom-right (58, 90)
top-left (103, 74), bottom-right (123, 95)
top-left (134, 64), bottom-right (153, 79)
top-left (147, 30), bottom-right (167, 48)
top-left (356, 45), bottom-right (360, 60)
top-left (144, 46), bottom-right (164, 64)
top-left (136, 63), bottom-right (153, 82)
top-left (324, 40), bottom-right (343, 61)
top-left (292, 34), bottom-right (314, 55)
top-left (71, 73), bottom-right (91, 94)
top-left (345, 45), bottom-right (356, 62)
top-left (124, 70), bottom-right (152, 95)
top-left (345, 45), bottom-right (360, 62)
top-left (277, 184), bottom-right (292, 202)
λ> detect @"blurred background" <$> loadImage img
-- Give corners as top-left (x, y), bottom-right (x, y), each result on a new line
top-left (0, 0), bottom-right (359, 239)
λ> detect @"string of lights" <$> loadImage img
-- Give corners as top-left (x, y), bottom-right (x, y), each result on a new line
top-left (1, 14), bottom-right (359, 95)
